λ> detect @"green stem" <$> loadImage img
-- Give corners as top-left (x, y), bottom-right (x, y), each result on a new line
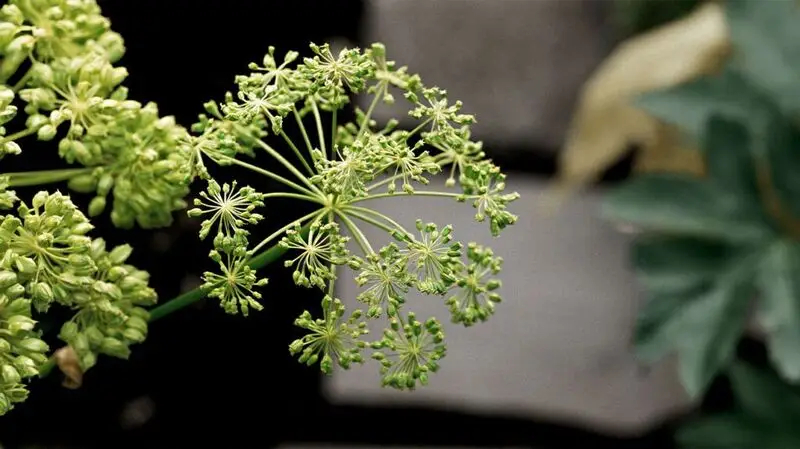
top-left (250, 208), bottom-right (324, 254)
top-left (336, 211), bottom-right (373, 254)
top-left (343, 205), bottom-right (410, 236)
top-left (280, 131), bottom-right (315, 176)
top-left (3, 167), bottom-right (95, 187)
top-left (406, 117), bottom-right (433, 140)
top-left (292, 106), bottom-right (316, 159)
top-left (366, 173), bottom-right (406, 192)
top-left (310, 99), bottom-right (327, 159)
top-left (330, 109), bottom-right (338, 154)
top-left (255, 140), bottom-right (323, 195)
top-left (350, 190), bottom-right (467, 204)
top-left (344, 208), bottom-right (397, 234)
top-left (216, 154), bottom-right (319, 198)
top-left (12, 67), bottom-right (33, 92)
top-left (0, 127), bottom-right (38, 145)
top-left (261, 191), bottom-right (325, 205)
top-left (357, 81), bottom-right (386, 139)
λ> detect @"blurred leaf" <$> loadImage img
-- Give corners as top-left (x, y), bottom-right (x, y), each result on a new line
top-left (634, 260), bottom-right (754, 398)
top-left (601, 174), bottom-right (769, 242)
top-left (756, 241), bottom-right (800, 381)
top-left (726, 0), bottom-right (800, 117)
top-left (548, 2), bottom-right (726, 209)
top-left (679, 363), bottom-right (800, 448)
top-left (704, 116), bottom-right (760, 205)
top-left (632, 235), bottom-right (735, 295)
top-left (728, 361), bottom-right (800, 422)
top-left (612, 0), bottom-right (703, 38)
top-left (678, 413), bottom-right (793, 449)
top-left (762, 114), bottom-right (800, 222)
top-left (636, 68), bottom-right (773, 144)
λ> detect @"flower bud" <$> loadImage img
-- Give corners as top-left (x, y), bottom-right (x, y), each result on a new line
top-left (6, 315), bottom-right (34, 333)
top-left (32, 282), bottom-right (54, 304)
top-left (14, 257), bottom-right (36, 275)
top-left (70, 222), bottom-right (94, 235)
top-left (36, 124), bottom-right (57, 141)
top-left (0, 22), bottom-right (17, 48)
top-left (97, 174), bottom-right (114, 196)
top-left (25, 113), bottom-right (48, 130)
top-left (100, 337), bottom-right (130, 359)
top-left (5, 284), bottom-right (24, 299)
top-left (0, 271), bottom-right (17, 289)
top-left (18, 338), bottom-right (48, 353)
top-left (122, 328), bottom-right (145, 343)
top-left (60, 321), bottom-right (79, 341)
top-left (88, 195), bottom-right (106, 217)
top-left (1, 364), bottom-right (20, 384)
top-left (85, 326), bottom-right (104, 346)
top-left (108, 244), bottom-right (133, 265)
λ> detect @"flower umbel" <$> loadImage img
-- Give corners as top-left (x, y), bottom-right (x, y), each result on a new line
top-left (371, 311), bottom-right (446, 390)
top-left (446, 243), bottom-right (503, 326)
top-left (289, 295), bottom-right (368, 374)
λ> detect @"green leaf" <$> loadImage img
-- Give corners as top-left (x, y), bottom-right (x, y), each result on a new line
top-left (635, 68), bottom-right (772, 142)
top-left (728, 362), bottom-right (800, 424)
top-left (704, 116), bottom-right (760, 206)
top-left (635, 291), bottom-right (697, 364)
top-left (762, 114), bottom-right (800, 220)
top-left (632, 258), bottom-right (754, 397)
top-left (675, 273), bottom-right (753, 397)
top-left (678, 412), bottom-right (796, 449)
top-left (725, 0), bottom-right (800, 116)
top-left (756, 240), bottom-right (800, 380)
top-left (602, 174), bottom-right (770, 242)
top-left (632, 235), bottom-right (736, 295)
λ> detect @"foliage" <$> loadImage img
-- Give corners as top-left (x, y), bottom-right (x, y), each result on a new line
top-left (678, 361), bottom-right (800, 448)
top-left (0, 0), bottom-right (518, 416)
top-left (602, 0), bottom-right (800, 405)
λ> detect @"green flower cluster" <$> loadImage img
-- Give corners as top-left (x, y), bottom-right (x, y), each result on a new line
top-left (0, 184), bottom-right (155, 414)
top-left (1, 0), bottom-right (192, 229)
top-left (186, 41), bottom-right (519, 389)
top-left (0, 0), bottom-right (520, 410)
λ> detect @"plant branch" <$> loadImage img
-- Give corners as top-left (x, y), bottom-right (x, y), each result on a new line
top-left (310, 99), bottom-right (327, 159)
top-left (2, 167), bottom-right (95, 187)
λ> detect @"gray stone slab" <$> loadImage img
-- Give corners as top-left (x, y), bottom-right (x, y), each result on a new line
top-left (325, 175), bottom-right (691, 435)
top-left (360, 0), bottom-right (614, 152)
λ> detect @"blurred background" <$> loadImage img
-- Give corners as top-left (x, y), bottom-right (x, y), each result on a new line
top-left (1, 0), bottom-right (760, 448)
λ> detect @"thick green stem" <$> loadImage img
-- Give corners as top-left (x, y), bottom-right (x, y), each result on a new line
top-left (3, 167), bottom-right (95, 187)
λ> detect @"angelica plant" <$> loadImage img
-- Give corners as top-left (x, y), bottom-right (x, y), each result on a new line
top-left (183, 41), bottom-right (519, 390)
top-left (0, 0), bottom-right (519, 416)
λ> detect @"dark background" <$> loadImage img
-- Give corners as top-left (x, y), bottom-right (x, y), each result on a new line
top-left (0, 1), bottom-right (764, 448)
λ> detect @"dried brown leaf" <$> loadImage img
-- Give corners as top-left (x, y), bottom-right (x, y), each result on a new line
top-left (54, 346), bottom-right (83, 389)
top-left (544, 2), bottom-right (728, 211)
